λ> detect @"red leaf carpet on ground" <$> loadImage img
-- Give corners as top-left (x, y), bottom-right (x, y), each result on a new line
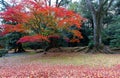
top-left (0, 63), bottom-right (120, 78)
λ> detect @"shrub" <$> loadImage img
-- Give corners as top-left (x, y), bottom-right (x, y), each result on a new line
top-left (103, 16), bottom-right (120, 48)
top-left (0, 49), bottom-right (8, 57)
top-left (23, 42), bottom-right (48, 50)
top-left (88, 36), bottom-right (94, 49)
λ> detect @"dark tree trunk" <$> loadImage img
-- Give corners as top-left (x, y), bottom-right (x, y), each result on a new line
top-left (17, 43), bottom-right (25, 52)
top-left (44, 37), bottom-right (62, 54)
top-left (93, 13), bottom-right (103, 48)
top-left (14, 43), bottom-right (25, 53)
top-left (48, 0), bottom-right (51, 6)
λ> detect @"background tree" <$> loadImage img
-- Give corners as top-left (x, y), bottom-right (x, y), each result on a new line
top-left (85, 0), bottom-right (115, 53)
top-left (103, 0), bottom-right (120, 48)
top-left (68, 0), bottom-right (92, 46)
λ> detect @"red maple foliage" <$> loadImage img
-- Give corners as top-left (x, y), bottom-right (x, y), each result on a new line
top-left (17, 35), bottom-right (49, 43)
top-left (0, 0), bottom-right (85, 43)
top-left (1, 24), bottom-right (26, 35)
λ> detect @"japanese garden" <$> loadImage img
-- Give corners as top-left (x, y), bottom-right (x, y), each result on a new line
top-left (0, 0), bottom-right (120, 77)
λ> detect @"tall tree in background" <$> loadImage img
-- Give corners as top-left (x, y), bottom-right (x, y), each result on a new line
top-left (85, 0), bottom-right (115, 53)
top-left (104, 0), bottom-right (120, 48)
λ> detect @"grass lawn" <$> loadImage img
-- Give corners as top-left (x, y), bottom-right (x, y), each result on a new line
top-left (1, 51), bottom-right (120, 67)
top-left (1, 51), bottom-right (120, 77)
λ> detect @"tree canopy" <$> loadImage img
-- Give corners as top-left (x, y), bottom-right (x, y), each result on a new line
top-left (0, 0), bottom-right (85, 44)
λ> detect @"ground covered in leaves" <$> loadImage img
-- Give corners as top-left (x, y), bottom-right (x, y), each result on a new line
top-left (1, 63), bottom-right (120, 78)
top-left (0, 51), bottom-right (120, 77)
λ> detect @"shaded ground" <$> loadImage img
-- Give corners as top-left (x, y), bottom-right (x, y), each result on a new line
top-left (0, 50), bottom-right (120, 67)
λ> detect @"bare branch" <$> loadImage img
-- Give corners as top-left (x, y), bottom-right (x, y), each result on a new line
top-left (0, 0), bottom-right (9, 8)
top-left (48, 0), bottom-right (51, 6)
top-left (56, 0), bottom-right (59, 7)
top-left (56, 0), bottom-right (71, 7)
top-left (57, 0), bottom-right (63, 7)
top-left (56, 0), bottom-right (64, 7)
top-left (102, 0), bottom-right (109, 6)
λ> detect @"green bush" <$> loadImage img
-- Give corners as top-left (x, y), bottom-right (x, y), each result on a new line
top-left (88, 36), bottom-right (94, 49)
top-left (88, 41), bottom-right (94, 49)
top-left (103, 16), bottom-right (120, 48)
top-left (23, 42), bottom-right (48, 50)
top-left (0, 49), bottom-right (8, 57)
top-left (0, 32), bottom-right (24, 51)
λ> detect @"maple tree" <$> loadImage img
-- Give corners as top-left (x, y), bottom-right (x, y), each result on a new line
top-left (0, 0), bottom-right (85, 51)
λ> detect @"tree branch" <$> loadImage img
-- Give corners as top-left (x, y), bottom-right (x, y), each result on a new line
top-left (97, 0), bottom-right (107, 14)
top-left (56, 0), bottom-right (64, 7)
top-left (102, 0), bottom-right (109, 6)
top-left (0, 0), bottom-right (9, 8)
top-left (105, 0), bottom-right (114, 12)
top-left (97, 0), bottom-right (104, 12)
top-left (56, 0), bottom-right (59, 7)
top-left (48, 0), bottom-right (51, 6)
top-left (85, 0), bottom-right (96, 14)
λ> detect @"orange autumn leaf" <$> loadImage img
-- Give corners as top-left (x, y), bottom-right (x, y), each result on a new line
top-left (17, 35), bottom-right (49, 43)
top-left (70, 38), bottom-right (80, 43)
top-left (72, 30), bottom-right (83, 39)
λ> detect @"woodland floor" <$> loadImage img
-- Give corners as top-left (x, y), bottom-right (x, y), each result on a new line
top-left (1, 48), bottom-right (120, 77)
top-left (0, 48), bottom-right (120, 67)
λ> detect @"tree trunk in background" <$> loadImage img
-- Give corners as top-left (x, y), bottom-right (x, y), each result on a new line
top-left (48, 0), bottom-right (51, 6)
top-left (92, 12), bottom-right (103, 49)
top-left (17, 43), bottom-right (25, 52)
top-left (15, 43), bottom-right (25, 53)
top-left (85, 0), bottom-right (114, 53)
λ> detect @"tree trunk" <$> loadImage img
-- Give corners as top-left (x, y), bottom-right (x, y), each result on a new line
top-left (14, 43), bottom-right (25, 53)
top-left (85, 0), bottom-right (115, 53)
top-left (48, 0), bottom-right (51, 6)
top-left (86, 11), bottom-right (113, 53)
top-left (44, 37), bottom-right (62, 54)
top-left (93, 13), bottom-right (103, 48)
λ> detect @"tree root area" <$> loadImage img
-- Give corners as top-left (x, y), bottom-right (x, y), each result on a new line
top-left (64, 46), bottom-right (120, 54)
top-left (26, 46), bottom-right (120, 54)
